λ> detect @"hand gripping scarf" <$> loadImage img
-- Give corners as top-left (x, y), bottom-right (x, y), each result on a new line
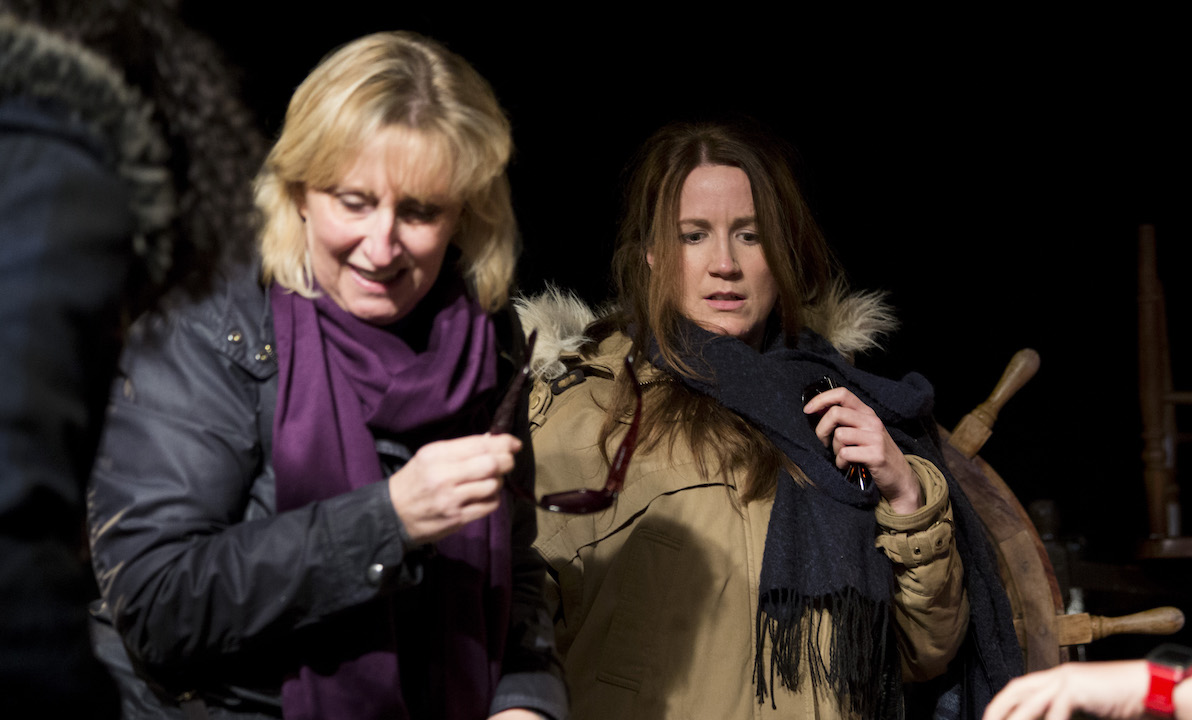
top-left (270, 270), bottom-right (509, 720)
top-left (655, 321), bottom-right (1020, 719)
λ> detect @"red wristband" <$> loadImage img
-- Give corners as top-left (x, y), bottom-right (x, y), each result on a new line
top-left (1146, 644), bottom-right (1192, 718)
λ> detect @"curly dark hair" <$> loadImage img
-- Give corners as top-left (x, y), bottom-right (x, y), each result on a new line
top-left (1, 0), bottom-right (266, 309)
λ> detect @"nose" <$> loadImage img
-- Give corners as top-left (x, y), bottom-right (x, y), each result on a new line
top-left (360, 210), bottom-right (403, 266)
top-left (709, 236), bottom-right (740, 278)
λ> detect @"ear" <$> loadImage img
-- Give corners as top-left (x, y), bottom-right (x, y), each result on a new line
top-left (290, 183), bottom-right (309, 222)
top-left (646, 249), bottom-right (655, 269)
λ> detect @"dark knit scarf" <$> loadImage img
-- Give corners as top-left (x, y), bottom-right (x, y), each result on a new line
top-left (655, 320), bottom-right (1007, 719)
top-left (270, 270), bottom-right (509, 720)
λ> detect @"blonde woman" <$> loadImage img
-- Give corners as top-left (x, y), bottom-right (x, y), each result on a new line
top-left (87, 32), bottom-right (564, 720)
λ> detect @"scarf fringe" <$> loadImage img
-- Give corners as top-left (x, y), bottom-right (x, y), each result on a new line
top-left (754, 588), bottom-right (899, 719)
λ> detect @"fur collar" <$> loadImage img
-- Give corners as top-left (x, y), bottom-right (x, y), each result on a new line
top-left (0, 14), bottom-right (175, 284)
top-left (514, 282), bottom-right (897, 381)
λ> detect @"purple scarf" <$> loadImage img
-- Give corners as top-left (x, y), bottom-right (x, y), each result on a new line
top-left (270, 274), bottom-right (510, 720)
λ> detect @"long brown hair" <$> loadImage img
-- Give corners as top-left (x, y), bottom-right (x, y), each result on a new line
top-left (595, 120), bottom-right (841, 501)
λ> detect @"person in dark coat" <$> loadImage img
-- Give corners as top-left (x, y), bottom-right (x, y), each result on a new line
top-left (85, 30), bottom-right (566, 720)
top-left (0, 2), bottom-right (263, 716)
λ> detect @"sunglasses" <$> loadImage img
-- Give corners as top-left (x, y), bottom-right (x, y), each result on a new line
top-left (801, 376), bottom-right (871, 491)
top-left (489, 330), bottom-right (642, 513)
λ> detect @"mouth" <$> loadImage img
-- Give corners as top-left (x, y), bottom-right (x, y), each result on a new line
top-left (351, 264), bottom-right (405, 286)
top-left (704, 292), bottom-right (746, 310)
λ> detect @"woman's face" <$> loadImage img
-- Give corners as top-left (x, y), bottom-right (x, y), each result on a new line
top-left (300, 129), bottom-right (461, 325)
top-left (650, 164), bottom-right (779, 348)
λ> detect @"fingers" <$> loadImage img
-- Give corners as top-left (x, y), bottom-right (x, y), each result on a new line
top-left (388, 433), bottom-right (522, 545)
top-left (802, 386), bottom-right (865, 419)
top-left (421, 432), bottom-right (523, 464)
top-left (983, 670), bottom-right (1058, 720)
top-left (451, 494), bottom-right (503, 527)
top-left (804, 388), bottom-right (878, 443)
top-left (803, 388), bottom-right (921, 510)
top-left (803, 388), bottom-right (888, 464)
top-left (983, 674), bottom-right (1052, 720)
top-left (982, 660), bottom-right (1151, 720)
top-left (417, 433), bottom-right (521, 483)
top-left (828, 426), bottom-right (890, 467)
top-left (988, 669), bottom-right (1080, 720)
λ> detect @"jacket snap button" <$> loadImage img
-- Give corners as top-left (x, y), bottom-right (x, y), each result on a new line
top-left (366, 563), bottom-right (384, 585)
top-left (227, 331), bottom-right (243, 343)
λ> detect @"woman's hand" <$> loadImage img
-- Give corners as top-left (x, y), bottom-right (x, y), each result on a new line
top-left (387, 433), bottom-right (521, 545)
top-left (982, 660), bottom-right (1153, 720)
top-left (803, 387), bottom-right (922, 514)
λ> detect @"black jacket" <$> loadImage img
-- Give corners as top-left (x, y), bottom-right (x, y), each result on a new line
top-left (87, 261), bottom-right (566, 719)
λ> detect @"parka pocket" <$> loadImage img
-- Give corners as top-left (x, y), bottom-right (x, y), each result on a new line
top-left (595, 526), bottom-right (683, 691)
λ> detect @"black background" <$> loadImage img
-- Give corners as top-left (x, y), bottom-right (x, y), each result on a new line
top-left (183, 6), bottom-right (1190, 576)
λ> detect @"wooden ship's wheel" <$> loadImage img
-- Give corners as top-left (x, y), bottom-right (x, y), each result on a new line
top-left (941, 349), bottom-right (1184, 672)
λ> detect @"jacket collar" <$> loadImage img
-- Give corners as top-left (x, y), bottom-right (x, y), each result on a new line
top-left (515, 281), bottom-right (899, 382)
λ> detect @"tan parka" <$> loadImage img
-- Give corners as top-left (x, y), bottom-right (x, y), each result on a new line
top-left (522, 292), bottom-right (968, 720)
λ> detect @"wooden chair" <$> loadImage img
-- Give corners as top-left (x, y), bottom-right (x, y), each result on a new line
top-left (942, 348), bottom-right (1185, 671)
top-left (1138, 224), bottom-right (1192, 557)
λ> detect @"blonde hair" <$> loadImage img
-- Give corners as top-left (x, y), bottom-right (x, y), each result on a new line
top-left (254, 31), bottom-right (516, 311)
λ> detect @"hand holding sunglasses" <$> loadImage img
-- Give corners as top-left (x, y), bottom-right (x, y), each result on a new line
top-left (801, 376), bottom-right (924, 512)
top-left (801, 376), bottom-right (871, 491)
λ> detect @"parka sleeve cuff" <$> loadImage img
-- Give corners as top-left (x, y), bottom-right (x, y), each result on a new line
top-left (874, 455), bottom-right (949, 532)
top-left (874, 456), bottom-right (956, 570)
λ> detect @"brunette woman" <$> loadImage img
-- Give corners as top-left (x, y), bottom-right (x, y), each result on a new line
top-left (521, 120), bottom-right (1020, 719)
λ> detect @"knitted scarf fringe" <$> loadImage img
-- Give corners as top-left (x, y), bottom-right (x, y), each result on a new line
top-left (754, 587), bottom-right (900, 719)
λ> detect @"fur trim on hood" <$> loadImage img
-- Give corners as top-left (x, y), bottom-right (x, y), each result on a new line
top-left (0, 14), bottom-right (175, 285)
top-left (514, 281), bottom-right (898, 381)
top-left (513, 285), bottom-right (598, 381)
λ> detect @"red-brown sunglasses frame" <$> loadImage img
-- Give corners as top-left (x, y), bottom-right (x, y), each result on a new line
top-left (490, 330), bottom-right (642, 513)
